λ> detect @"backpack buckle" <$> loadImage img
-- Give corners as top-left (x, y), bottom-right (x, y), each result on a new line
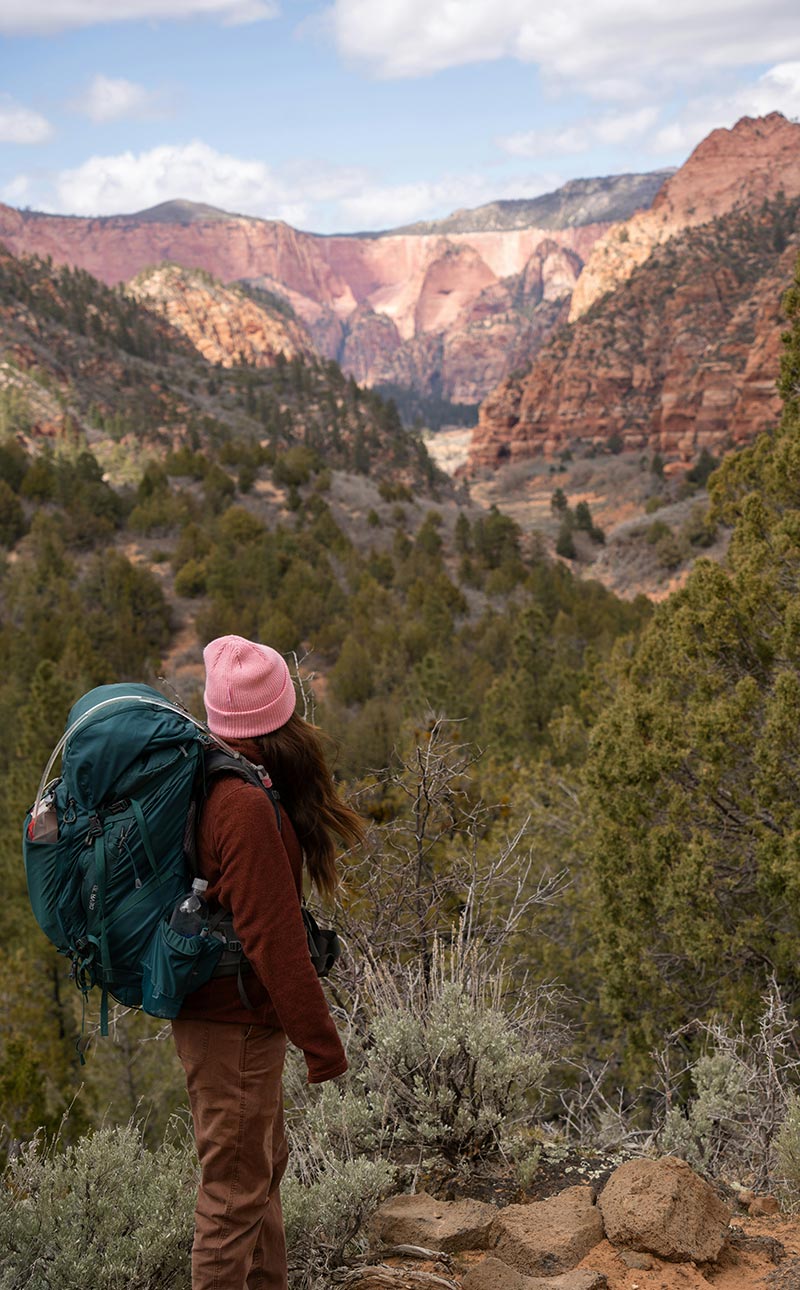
top-left (85, 814), bottom-right (102, 842)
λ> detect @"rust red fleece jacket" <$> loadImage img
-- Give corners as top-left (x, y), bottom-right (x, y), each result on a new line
top-left (179, 742), bottom-right (347, 1084)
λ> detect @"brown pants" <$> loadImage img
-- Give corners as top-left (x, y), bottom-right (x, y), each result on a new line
top-left (172, 1019), bottom-right (289, 1290)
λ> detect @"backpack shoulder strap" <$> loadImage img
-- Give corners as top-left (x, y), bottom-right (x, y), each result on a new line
top-left (202, 747), bottom-right (282, 832)
top-left (184, 745), bottom-right (283, 878)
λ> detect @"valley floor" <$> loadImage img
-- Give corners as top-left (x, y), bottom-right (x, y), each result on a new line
top-left (426, 429), bottom-right (730, 602)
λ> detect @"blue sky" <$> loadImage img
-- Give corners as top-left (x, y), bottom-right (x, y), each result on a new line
top-left (1, 0), bottom-right (800, 233)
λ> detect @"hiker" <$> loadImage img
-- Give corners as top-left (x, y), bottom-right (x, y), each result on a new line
top-left (171, 634), bottom-right (364, 1290)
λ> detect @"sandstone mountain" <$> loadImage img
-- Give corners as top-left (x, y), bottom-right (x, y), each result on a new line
top-left (469, 115), bottom-right (800, 471)
top-left (0, 171), bottom-right (663, 410)
top-left (127, 265), bottom-right (313, 368)
top-left (569, 112), bottom-right (800, 322)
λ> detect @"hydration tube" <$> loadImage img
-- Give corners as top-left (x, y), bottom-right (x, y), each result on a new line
top-left (32, 694), bottom-right (247, 821)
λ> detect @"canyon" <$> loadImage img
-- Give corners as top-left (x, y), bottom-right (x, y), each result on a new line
top-left (1, 114), bottom-right (798, 476)
top-left (0, 173), bottom-right (663, 408)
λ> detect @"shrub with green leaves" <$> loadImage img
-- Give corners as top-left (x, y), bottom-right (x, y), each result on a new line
top-left (283, 1153), bottom-right (395, 1290)
top-left (0, 1121), bottom-right (195, 1290)
top-left (351, 939), bottom-right (551, 1164)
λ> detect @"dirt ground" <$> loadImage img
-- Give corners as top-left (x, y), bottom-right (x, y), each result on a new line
top-left (378, 1215), bottom-right (800, 1290)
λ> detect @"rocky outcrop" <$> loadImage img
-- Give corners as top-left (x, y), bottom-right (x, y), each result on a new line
top-left (339, 304), bottom-right (404, 385)
top-left (127, 264), bottom-right (312, 367)
top-left (597, 1157), bottom-right (732, 1263)
top-left (469, 200), bottom-right (798, 469)
top-left (570, 113), bottom-right (800, 321)
top-left (365, 1157), bottom-right (739, 1290)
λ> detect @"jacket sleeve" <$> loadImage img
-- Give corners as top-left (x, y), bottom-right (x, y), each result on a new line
top-left (209, 779), bottom-right (348, 1084)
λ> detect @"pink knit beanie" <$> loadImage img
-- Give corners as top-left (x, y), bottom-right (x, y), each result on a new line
top-left (203, 635), bottom-right (296, 738)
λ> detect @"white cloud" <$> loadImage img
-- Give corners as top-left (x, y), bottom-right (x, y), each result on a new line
top-left (328, 0), bottom-right (800, 97)
top-left (0, 95), bottom-right (52, 144)
top-left (52, 141), bottom-right (308, 221)
top-left (653, 61), bottom-right (800, 155)
top-left (2, 175), bottom-right (32, 203)
top-left (501, 107), bottom-right (659, 159)
top-left (0, 0), bottom-right (277, 35)
top-left (37, 142), bottom-right (376, 229)
top-left (71, 74), bottom-right (167, 123)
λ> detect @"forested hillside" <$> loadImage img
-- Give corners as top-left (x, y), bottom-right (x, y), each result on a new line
top-left (0, 244), bottom-right (650, 1147)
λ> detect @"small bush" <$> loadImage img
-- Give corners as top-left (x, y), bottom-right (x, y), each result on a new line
top-left (273, 445), bottom-right (319, 488)
top-left (0, 1121), bottom-right (195, 1290)
top-left (174, 558), bottom-right (207, 598)
top-left (775, 1094), bottom-right (800, 1209)
top-left (656, 984), bottom-right (800, 1189)
top-left (283, 1153), bottom-right (395, 1290)
top-left (354, 939), bottom-right (551, 1164)
top-left (655, 532), bottom-right (684, 570)
top-left (681, 502), bottom-right (718, 548)
top-left (646, 519), bottom-right (671, 545)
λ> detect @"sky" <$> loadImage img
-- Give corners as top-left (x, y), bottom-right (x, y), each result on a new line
top-left (1, 0), bottom-right (800, 234)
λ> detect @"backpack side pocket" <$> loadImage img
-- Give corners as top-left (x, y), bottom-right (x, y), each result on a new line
top-left (141, 921), bottom-right (223, 1019)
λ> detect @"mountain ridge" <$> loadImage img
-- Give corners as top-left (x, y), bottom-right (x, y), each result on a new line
top-left (0, 200), bottom-right (612, 407)
top-left (468, 112), bottom-right (800, 472)
top-left (7, 169), bottom-right (670, 239)
top-left (387, 169), bottom-right (675, 236)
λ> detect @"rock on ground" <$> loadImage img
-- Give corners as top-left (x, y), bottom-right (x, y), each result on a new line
top-left (461, 1258), bottom-right (607, 1290)
top-left (597, 1157), bottom-right (731, 1263)
top-left (368, 1192), bottom-right (497, 1254)
top-left (489, 1185), bottom-right (605, 1277)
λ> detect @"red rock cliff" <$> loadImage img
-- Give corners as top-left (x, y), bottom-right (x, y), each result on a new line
top-left (469, 203), bottom-right (798, 470)
top-left (570, 113), bottom-right (800, 321)
top-left (0, 202), bottom-right (608, 404)
top-left (469, 115), bottom-right (800, 471)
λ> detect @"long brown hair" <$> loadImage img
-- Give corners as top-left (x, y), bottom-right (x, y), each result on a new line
top-left (255, 712), bottom-right (365, 900)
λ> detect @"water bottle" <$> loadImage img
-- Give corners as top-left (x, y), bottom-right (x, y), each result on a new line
top-left (27, 791), bottom-right (59, 844)
top-left (169, 878), bottom-right (209, 938)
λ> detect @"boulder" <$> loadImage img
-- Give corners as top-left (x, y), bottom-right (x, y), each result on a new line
top-left (462, 1259), bottom-right (606, 1290)
top-left (597, 1157), bottom-right (731, 1263)
top-left (489, 1185), bottom-right (605, 1277)
top-left (368, 1192), bottom-right (496, 1254)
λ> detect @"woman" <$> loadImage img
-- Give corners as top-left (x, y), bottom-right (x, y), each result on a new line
top-left (172, 634), bottom-right (364, 1290)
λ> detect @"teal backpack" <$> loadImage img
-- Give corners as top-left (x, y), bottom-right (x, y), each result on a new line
top-left (22, 682), bottom-right (277, 1044)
